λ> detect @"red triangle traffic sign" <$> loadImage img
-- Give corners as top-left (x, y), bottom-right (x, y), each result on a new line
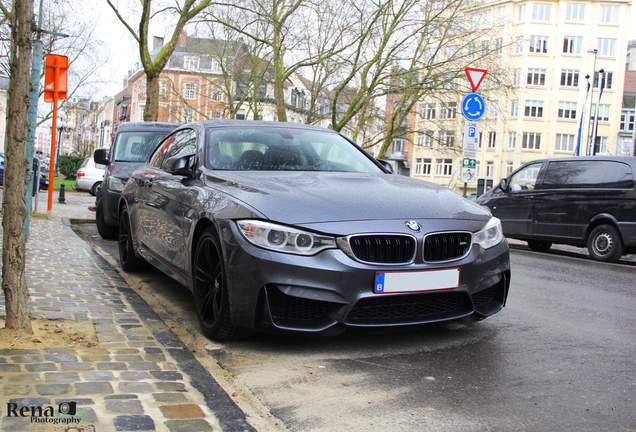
top-left (465, 67), bottom-right (487, 92)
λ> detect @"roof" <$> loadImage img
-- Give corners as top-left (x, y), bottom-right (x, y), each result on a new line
top-left (151, 36), bottom-right (247, 71)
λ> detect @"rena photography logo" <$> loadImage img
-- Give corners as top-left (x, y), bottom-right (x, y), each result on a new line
top-left (4, 400), bottom-right (82, 425)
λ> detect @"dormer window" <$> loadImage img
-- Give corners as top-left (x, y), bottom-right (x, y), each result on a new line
top-left (291, 88), bottom-right (305, 109)
top-left (184, 55), bottom-right (199, 70)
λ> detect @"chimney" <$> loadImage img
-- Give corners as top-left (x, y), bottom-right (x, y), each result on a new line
top-left (153, 36), bottom-right (164, 50)
top-left (179, 30), bottom-right (187, 47)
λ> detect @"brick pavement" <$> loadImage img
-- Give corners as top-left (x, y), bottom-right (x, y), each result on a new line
top-left (0, 215), bottom-right (255, 432)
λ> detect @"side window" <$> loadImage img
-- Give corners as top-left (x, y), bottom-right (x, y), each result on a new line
top-left (508, 163), bottom-right (542, 191)
top-left (149, 130), bottom-right (197, 170)
top-left (542, 161), bottom-right (633, 189)
top-left (149, 134), bottom-right (179, 168)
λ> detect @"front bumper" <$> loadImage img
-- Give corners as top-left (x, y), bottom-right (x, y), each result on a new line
top-left (100, 184), bottom-right (122, 226)
top-left (221, 221), bottom-right (511, 334)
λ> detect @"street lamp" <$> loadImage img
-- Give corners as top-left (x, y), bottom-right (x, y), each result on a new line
top-left (54, 112), bottom-right (74, 176)
top-left (586, 48), bottom-right (598, 156)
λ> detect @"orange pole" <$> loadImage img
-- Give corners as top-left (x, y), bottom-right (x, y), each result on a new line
top-left (47, 58), bottom-right (60, 211)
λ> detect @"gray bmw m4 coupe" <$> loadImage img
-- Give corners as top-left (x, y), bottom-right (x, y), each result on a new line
top-left (119, 120), bottom-right (510, 340)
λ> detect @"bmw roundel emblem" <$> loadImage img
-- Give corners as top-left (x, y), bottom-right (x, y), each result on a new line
top-left (405, 221), bottom-right (421, 232)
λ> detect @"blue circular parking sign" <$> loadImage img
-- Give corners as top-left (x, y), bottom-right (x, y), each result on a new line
top-left (461, 93), bottom-right (485, 121)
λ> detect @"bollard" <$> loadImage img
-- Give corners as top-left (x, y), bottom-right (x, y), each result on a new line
top-left (58, 183), bottom-right (66, 203)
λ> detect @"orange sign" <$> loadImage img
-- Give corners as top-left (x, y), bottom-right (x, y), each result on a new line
top-left (44, 54), bottom-right (68, 102)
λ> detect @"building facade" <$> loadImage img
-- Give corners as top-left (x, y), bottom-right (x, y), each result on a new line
top-left (412, 0), bottom-right (632, 194)
top-left (124, 32), bottom-right (312, 126)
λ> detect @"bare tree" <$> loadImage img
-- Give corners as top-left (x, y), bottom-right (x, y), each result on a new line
top-left (1, 0), bottom-right (35, 333)
top-left (36, 3), bottom-right (110, 126)
top-left (107, 0), bottom-right (211, 121)
top-left (204, 0), bottom-right (352, 122)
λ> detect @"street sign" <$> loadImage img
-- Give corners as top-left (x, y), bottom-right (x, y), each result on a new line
top-left (462, 121), bottom-right (479, 158)
top-left (461, 158), bottom-right (476, 183)
top-left (461, 93), bottom-right (485, 121)
top-left (465, 67), bottom-right (487, 92)
top-left (44, 54), bottom-right (68, 103)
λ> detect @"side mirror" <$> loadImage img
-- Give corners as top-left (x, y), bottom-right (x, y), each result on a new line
top-left (164, 153), bottom-right (195, 177)
top-left (499, 178), bottom-right (508, 192)
top-left (94, 148), bottom-right (110, 165)
top-left (376, 159), bottom-right (394, 174)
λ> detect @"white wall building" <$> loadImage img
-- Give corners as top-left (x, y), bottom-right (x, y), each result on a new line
top-left (413, 0), bottom-right (631, 193)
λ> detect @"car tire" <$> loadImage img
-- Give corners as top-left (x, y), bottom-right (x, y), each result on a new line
top-left (96, 199), bottom-right (118, 240)
top-left (192, 228), bottom-right (243, 340)
top-left (587, 224), bottom-right (624, 263)
top-left (527, 240), bottom-right (552, 252)
top-left (119, 206), bottom-right (143, 272)
top-left (90, 181), bottom-right (102, 196)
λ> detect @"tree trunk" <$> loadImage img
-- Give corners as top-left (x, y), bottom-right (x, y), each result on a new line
top-left (273, 24), bottom-right (287, 122)
top-left (2, 0), bottom-right (35, 333)
top-left (144, 71), bottom-right (160, 121)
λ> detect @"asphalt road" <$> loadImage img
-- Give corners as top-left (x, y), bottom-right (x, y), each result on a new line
top-left (73, 224), bottom-right (636, 432)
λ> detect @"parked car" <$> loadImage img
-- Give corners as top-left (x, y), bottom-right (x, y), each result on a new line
top-left (0, 154), bottom-right (47, 190)
top-left (476, 156), bottom-right (636, 262)
top-left (38, 172), bottom-right (49, 191)
top-left (74, 157), bottom-right (106, 195)
top-left (94, 122), bottom-right (181, 239)
top-left (118, 120), bottom-right (511, 340)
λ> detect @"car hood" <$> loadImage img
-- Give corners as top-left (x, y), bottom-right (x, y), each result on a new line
top-left (203, 171), bottom-right (490, 225)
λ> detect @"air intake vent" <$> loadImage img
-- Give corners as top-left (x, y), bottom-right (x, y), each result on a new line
top-left (424, 232), bottom-right (471, 262)
top-left (348, 235), bottom-right (416, 264)
top-left (345, 292), bottom-right (472, 325)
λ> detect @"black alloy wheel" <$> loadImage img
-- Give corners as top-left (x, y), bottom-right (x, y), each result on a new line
top-left (193, 228), bottom-right (241, 340)
top-left (587, 224), bottom-right (624, 263)
top-left (527, 240), bottom-right (553, 253)
top-left (96, 199), bottom-right (118, 240)
top-left (119, 206), bottom-right (143, 271)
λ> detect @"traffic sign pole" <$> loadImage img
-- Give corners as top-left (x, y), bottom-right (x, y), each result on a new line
top-left (44, 54), bottom-right (69, 212)
top-left (462, 68), bottom-right (487, 197)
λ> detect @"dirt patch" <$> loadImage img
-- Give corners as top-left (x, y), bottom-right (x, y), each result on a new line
top-left (0, 318), bottom-right (98, 350)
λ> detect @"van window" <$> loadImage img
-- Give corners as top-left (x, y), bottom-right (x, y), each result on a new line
top-left (509, 163), bottom-right (542, 191)
top-left (542, 161), bottom-right (633, 189)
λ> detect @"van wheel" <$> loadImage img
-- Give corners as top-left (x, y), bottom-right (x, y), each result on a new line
top-left (527, 241), bottom-right (552, 252)
top-left (587, 224), bottom-right (624, 263)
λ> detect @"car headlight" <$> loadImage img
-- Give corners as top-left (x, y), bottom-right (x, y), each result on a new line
top-left (107, 176), bottom-right (126, 192)
top-left (236, 220), bottom-right (336, 256)
top-left (473, 217), bottom-right (504, 250)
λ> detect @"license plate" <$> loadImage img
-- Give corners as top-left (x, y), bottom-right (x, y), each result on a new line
top-left (374, 268), bottom-right (460, 294)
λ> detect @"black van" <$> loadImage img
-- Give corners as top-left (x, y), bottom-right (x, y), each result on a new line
top-left (94, 122), bottom-right (180, 239)
top-left (476, 156), bottom-right (636, 262)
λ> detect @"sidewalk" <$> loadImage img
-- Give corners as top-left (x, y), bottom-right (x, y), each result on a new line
top-left (0, 191), bottom-right (256, 431)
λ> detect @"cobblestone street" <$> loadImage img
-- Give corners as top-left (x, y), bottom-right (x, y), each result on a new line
top-left (0, 204), bottom-right (253, 431)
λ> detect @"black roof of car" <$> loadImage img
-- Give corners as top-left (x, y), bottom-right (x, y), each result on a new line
top-left (115, 121), bottom-right (181, 133)
top-left (523, 156), bottom-right (636, 168)
top-left (174, 119), bottom-right (336, 133)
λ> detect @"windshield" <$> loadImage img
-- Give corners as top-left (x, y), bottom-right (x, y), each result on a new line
top-left (205, 127), bottom-right (382, 173)
top-left (113, 131), bottom-right (169, 162)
